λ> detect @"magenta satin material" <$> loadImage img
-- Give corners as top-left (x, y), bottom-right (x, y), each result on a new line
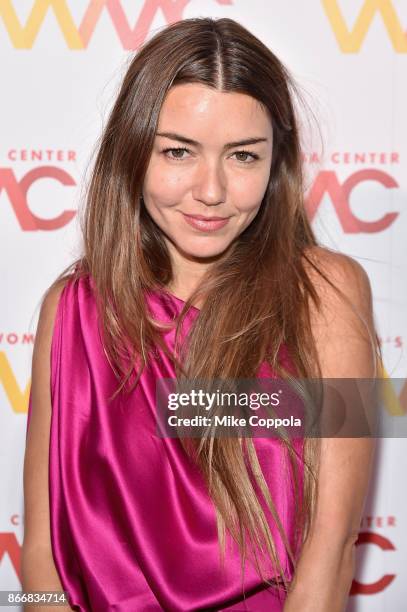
top-left (26, 274), bottom-right (304, 611)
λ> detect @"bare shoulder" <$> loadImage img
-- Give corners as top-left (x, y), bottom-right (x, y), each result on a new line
top-left (302, 245), bottom-right (373, 320)
top-left (303, 245), bottom-right (372, 299)
top-left (32, 278), bottom-right (71, 394)
top-left (301, 246), bottom-right (377, 377)
top-left (39, 278), bottom-right (69, 331)
top-left (30, 279), bottom-right (69, 382)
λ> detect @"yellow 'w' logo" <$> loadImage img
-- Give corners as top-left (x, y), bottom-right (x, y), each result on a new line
top-left (322, 0), bottom-right (407, 52)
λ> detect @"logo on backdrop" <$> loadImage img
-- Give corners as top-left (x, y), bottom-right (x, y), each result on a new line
top-left (0, 345), bottom-right (32, 414)
top-left (351, 531), bottom-right (396, 594)
top-left (0, 167), bottom-right (76, 230)
top-left (0, 533), bottom-right (21, 583)
top-left (305, 169), bottom-right (400, 233)
top-left (0, 0), bottom-right (233, 49)
top-left (323, 0), bottom-right (407, 53)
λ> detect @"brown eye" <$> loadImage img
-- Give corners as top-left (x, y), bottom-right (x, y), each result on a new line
top-left (233, 151), bottom-right (259, 163)
top-left (162, 147), bottom-right (190, 160)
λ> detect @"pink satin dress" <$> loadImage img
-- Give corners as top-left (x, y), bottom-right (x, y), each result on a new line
top-left (26, 274), bottom-right (304, 611)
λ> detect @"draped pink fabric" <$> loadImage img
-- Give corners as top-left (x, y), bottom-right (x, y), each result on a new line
top-left (26, 274), bottom-right (304, 611)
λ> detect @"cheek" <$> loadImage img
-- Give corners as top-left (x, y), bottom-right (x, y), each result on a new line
top-left (236, 200), bottom-right (263, 216)
top-left (230, 171), bottom-right (269, 207)
top-left (143, 184), bottom-right (180, 214)
top-left (231, 185), bottom-right (267, 216)
top-left (144, 158), bottom-right (187, 201)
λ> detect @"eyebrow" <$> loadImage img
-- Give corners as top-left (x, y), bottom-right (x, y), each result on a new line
top-left (155, 131), bottom-right (268, 149)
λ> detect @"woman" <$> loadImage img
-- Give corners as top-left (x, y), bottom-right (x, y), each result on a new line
top-left (22, 16), bottom-right (381, 612)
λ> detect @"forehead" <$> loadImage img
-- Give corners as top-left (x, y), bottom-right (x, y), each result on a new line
top-left (157, 83), bottom-right (272, 139)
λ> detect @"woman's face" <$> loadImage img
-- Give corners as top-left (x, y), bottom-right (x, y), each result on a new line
top-left (142, 83), bottom-right (273, 263)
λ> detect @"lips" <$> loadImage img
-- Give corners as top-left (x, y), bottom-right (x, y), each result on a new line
top-left (183, 214), bottom-right (229, 221)
top-left (181, 212), bottom-right (230, 232)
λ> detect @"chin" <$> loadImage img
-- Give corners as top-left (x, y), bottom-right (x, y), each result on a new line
top-left (175, 238), bottom-right (232, 260)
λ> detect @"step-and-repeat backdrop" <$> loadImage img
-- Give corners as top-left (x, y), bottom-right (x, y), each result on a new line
top-left (1, 2), bottom-right (406, 610)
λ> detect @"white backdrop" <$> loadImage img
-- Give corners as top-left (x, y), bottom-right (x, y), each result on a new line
top-left (1, 1), bottom-right (406, 610)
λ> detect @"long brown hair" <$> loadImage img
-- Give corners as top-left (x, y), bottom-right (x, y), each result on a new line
top-left (46, 17), bottom-right (381, 596)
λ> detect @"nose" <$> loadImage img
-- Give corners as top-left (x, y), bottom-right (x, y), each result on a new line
top-left (192, 159), bottom-right (226, 206)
